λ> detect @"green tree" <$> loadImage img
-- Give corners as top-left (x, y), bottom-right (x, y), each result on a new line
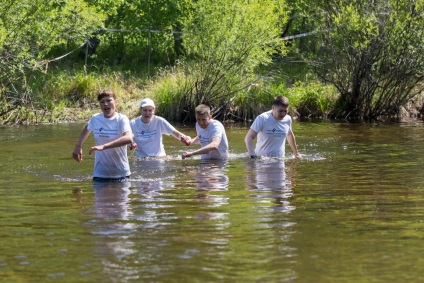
top-left (177, 0), bottom-right (288, 121)
top-left (88, 0), bottom-right (184, 68)
top-left (310, 0), bottom-right (424, 120)
top-left (0, 0), bottom-right (105, 123)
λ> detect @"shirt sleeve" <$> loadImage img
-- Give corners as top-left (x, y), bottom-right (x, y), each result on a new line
top-left (210, 121), bottom-right (223, 139)
top-left (120, 115), bottom-right (132, 134)
top-left (87, 114), bottom-right (96, 131)
top-left (158, 117), bottom-right (177, 135)
top-left (250, 114), bottom-right (264, 134)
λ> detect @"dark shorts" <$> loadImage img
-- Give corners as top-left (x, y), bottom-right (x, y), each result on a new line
top-left (92, 176), bottom-right (130, 182)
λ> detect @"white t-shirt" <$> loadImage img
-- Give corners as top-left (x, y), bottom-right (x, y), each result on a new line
top-left (195, 119), bottom-right (229, 159)
top-left (87, 112), bottom-right (132, 178)
top-left (130, 116), bottom-right (177, 157)
top-left (250, 110), bottom-right (292, 157)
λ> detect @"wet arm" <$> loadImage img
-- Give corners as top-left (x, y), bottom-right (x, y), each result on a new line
top-left (171, 130), bottom-right (191, 145)
top-left (73, 124), bottom-right (91, 162)
top-left (244, 129), bottom-right (257, 156)
top-left (182, 136), bottom-right (220, 159)
top-left (287, 129), bottom-right (301, 158)
top-left (186, 136), bottom-right (199, 145)
top-left (89, 131), bottom-right (133, 155)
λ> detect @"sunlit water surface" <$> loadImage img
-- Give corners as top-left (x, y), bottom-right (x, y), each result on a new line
top-left (1, 120), bottom-right (424, 282)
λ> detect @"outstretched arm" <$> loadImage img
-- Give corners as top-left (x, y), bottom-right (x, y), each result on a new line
top-left (88, 131), bottom-right (133, 155)
top-left (171, 130), bottom-right (191, 146)
top-left (182, 136), bottom-right (220, 159)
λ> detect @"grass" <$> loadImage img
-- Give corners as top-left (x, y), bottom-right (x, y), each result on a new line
top-left (0, 57), bottom-right (340, 124)
top-left (141, 66), bottom-right (191, 121)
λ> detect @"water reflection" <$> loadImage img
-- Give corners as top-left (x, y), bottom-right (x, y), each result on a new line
top-left (130, 159), bottom-right (178, 197)
top-left (131, 158), bottom-right (176, 182)
top-left (91, 181), bottom-right (138, 281)
top-left (92, 181), bottom-right (133, 221)
top-left (183, 159), bottom-right (230, 220)
top-left (89, 159), bottom-right (232, 281)
top-left (4, 121), bottom-right (424, 282)
top-left (193, 159), bottom-right (229, 191)
top-left (246, 159), bottom-right (297, 213)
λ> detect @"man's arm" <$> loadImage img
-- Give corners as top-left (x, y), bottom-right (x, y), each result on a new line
top-left (89, 131), bottom-right (133, 155)
top-left (72, 124), bottom-right (91, 162)
top-left (171, 130), bottom-right (191, 146)
top-left (182, 136), bottom-right (221, 159)
top-left (287, 129), bottom-right (301, 158)
top-left (244, 129), bottom-right (258, 156)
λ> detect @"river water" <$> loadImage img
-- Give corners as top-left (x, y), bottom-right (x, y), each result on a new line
top-left (1, 120), bottom-right (424, 282)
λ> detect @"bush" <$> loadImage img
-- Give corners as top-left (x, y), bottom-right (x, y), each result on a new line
top-left (142, 66), bottom-right (191, 122)
top-left (289, 82), bottom-right (337, 118)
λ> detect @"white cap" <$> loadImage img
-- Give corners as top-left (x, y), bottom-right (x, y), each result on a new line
top-left (140, 98), bottom-right (155, 108)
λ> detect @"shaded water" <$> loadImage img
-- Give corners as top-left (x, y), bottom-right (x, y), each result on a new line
top-left (1, 121), bottom-right (424, 282)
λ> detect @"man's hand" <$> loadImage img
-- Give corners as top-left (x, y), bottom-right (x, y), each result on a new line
top-left (180, 135), bottom-right (191, 146)
top-left (182, 151), bottom-right (192, 159)
top-left (89, 145), bottom-right (105, 155)
top-left (72, 146), bottom-right (83, 162)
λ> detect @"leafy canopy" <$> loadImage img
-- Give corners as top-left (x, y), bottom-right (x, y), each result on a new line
top-left (0, 0), bottom-right (105, 98)
top-left (178, 0), bottom-right (288, 119)
top-left (309, 0), bottom-right (424, 119)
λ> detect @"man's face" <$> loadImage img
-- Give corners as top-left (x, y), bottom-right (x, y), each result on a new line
top-left (99, 97), bottom-right (117, 118)
top-left (140, 106), bottom-right (155, 122)
top-left (196, 113), bottom-right (211, 129)
top-left (272, 105), bottom-right (289, 120)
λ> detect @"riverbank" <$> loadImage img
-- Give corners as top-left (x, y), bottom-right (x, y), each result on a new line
top-left (3, 94), bottom-right (423, 125)
top-left (36, 94), bottom-right (424, 125)
top-left (1, 65), bottom-right (423, 125)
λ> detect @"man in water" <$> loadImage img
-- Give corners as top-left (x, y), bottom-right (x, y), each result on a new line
top-left (129, 98), bottom-right (190, 157)
top-left (245, 96), bottom-right (301, 159)
top-left (72, 89), bottom-right (133, 181)
top-left (182, 104), bottom-right (229, 160)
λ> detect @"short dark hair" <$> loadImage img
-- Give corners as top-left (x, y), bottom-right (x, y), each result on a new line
top-left (195, 104), bottom-right (211, 116)
top-left (97, 89), bottom-right (116, 101)
top-left (272, 96), bottom-right (289, 107)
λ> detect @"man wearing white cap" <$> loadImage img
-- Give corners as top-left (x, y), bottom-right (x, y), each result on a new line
top-left (130, 98), bottom-right (190, 157)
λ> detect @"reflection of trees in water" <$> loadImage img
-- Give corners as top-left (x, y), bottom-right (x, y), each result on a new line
top-left (193, 191), bottom-right (229, 222)
top-left (245, 159), bottom-right (298, 213)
